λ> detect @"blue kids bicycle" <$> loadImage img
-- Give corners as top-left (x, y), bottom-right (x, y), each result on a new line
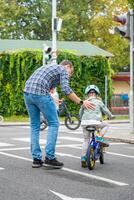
top-left (82, 120), bottom-right (109, 170)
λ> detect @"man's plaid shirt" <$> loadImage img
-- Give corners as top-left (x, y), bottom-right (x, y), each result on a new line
top-left (24, 64), bottom-right (73, 95)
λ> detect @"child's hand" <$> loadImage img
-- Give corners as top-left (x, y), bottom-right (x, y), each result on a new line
top-left (83, 100), bottom-right (95, 110)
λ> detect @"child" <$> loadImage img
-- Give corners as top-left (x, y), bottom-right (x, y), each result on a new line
top-left (50, 88), bottom-right (63, 115)
top-left (79, 84), bottom-right (114, 167)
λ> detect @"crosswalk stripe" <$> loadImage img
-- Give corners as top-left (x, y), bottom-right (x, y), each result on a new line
top-left (13, 138), bottom-right (61, 144)
top-left (0, 142), bottom-right (14, 147)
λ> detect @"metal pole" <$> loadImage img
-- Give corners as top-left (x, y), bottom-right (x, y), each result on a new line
top-left (52, 0), bottom-right (57, 64)
top-left (105, 75), bottom-right (108, 107)
top-left (130, 10), bottom-right (134, 133)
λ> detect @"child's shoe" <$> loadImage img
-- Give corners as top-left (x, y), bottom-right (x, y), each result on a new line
top-left (96, 136), bottom-right (109, 147)
top-left (81, 156), bottom-right (87, 168)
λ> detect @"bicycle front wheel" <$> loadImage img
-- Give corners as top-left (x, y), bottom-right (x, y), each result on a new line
top-left (87, 146), bottom-right (95, 170)
top-left (64, 115), bottom-right (81, 130)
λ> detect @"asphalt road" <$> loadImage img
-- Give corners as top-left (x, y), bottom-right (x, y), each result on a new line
top-left (0, 124), bottom-right (134, 200)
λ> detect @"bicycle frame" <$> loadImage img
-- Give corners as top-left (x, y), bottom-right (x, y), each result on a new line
top-left (89, 130), bottom-right (101, 160)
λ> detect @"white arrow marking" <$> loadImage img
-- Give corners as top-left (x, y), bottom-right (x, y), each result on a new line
top-left (50, 190), bottom-right (94, 200)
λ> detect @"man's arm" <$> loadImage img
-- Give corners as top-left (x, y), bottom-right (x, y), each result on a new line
top-left (67, 92), bottom-right (95, 110)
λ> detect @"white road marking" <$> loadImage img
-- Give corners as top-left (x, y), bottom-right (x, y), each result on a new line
top-left (0, 152), bottom-right (128, 186)
top-left (0, 147), bottom-right (30, 151)
top-left (58, 137), bottom-right (83, 142)
top-left (0, 152), bottom-right (32, 161)
top-left (50, 190), bottom-right (94, 200)
top-left (56, 144), bottom-right (81, 148)
top-left (127, 147), bottom-right (134, 150)
top-left (0, 144), bottom-right (81, 151)
top-left (0, 167), bottom-right (4, 170)
top-left (107, 151), bottom-right (134, 158)
top-left (0, 142), bottom-right (15, 147)
top-left (13, 138), bottom-right (60, 144)
top-left (62, 168), bottom-right (128, 186)
top-left (56, 152), bottom-right (80, 159)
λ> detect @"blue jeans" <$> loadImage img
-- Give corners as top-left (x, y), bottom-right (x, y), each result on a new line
top-left (24, 92), bottom-right (59, 160)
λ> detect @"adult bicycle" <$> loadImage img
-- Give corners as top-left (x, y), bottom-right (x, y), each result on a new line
top-left (40, 100), bottom-right (81, 131)
top-left (81, 120), bottom-right (109, 170)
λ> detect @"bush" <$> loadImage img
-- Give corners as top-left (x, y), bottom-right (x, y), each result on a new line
top-left (0, 49), bottom-right (112, 116)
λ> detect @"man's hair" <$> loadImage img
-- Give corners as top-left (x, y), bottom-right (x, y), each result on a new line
top-left (60, 60), bottom-right (73, 67)
top-left (60, 60), bottom-right (74, 74)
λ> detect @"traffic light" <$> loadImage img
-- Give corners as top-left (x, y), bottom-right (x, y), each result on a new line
top-left (54, 17), bottom-right (62, 31)
top-left (43, 44), bottom-right (52, 65)
top-left (113, 12), bottom-right (130, 39)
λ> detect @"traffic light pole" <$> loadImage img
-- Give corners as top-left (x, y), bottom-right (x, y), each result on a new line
top-left (130, 10), bottom-right (134, 133)
top-left (52, 0), bottom-right (57, 64)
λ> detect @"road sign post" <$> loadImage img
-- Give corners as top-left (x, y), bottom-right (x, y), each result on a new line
top-left (52, 0), bottom-right (57, 64)
top-left (130, 10), bottom-right (134, 133)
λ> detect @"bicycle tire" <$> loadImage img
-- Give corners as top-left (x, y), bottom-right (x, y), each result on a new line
top-left (0, 115), bottom-right (4, 123)
top-left (40, 121), bottom-right (48, 131)
top-left (99, 146), bottom-right (104, 164)
top-left (64, 115), bottom-right (81, 130)
top-left (87, 146), bottom-right (95, 170)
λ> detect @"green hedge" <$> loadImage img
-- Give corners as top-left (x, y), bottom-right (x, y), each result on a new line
top-left (0, 49), bottom-right (112, 116)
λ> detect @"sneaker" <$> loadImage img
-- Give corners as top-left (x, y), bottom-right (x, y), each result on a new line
top-left (32, 158), bottom-right (43, 168)
top-left (96, 136), bottom-right (109, 147)
top-left (43, 157), bottom-right (64, 169)
top-left (81, 156), bottom-right (87, 168)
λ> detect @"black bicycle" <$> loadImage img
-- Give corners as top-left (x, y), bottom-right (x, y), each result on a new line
top-left (40, 100), bottom-right (81, 131)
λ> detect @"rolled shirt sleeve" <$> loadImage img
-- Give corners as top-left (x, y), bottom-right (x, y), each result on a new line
top-left (60, 70), bottom-right (73, 95)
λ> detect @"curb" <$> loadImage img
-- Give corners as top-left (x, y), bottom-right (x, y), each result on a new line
top-left (0, 120), bottom-right (130, 127)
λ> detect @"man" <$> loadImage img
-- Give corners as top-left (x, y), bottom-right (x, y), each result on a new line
top-left (24, 60), bottom-right (95, 169)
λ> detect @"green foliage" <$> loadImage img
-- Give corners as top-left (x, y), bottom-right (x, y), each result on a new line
top-left (0, 49), bottom-right (112, 116)
top-left (128, 0), bottom-right (134, 9)
top-left (0, 0), bottom-right (130, 72)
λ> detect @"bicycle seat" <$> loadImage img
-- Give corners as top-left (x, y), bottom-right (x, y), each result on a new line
top-left (86, 126), bottom-right (96, 132)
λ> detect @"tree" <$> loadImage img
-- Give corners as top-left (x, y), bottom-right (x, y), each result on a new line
top-left (0, 0), bottom-right (52, 39)
top-left (0, 0), bottom-right (130, 71)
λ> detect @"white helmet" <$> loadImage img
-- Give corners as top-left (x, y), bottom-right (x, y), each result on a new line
top-left (85, 85), bottom-right (100, 95)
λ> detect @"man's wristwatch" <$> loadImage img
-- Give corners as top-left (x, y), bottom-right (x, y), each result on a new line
top-left (79, 100), bottom-right (83, 105)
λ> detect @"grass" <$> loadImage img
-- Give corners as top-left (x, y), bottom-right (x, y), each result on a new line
top-left (4, 115), bottom-right (29, 122)
top-left (3, 115), bottom-right (129, 122)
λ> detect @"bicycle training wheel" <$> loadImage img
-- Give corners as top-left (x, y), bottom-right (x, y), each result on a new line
top-left (99, 146), bottom-right (104, 164)
top-left (87, 146), bottom-right (95, 170)
top-left (40, 121), bottom-right (48, 131)
top-left (0, 115), bottom-right (4, 123)
top-left (64, 115), bottom-right (81, 130)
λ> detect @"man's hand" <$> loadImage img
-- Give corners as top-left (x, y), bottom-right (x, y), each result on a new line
top-left (83, 100), bottom-right (95, 110)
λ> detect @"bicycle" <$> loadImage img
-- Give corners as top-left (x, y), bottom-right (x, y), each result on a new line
top-left (40, 100), bottom-right (81, 131)
top-left (81, 120), bottom-right (109, 170)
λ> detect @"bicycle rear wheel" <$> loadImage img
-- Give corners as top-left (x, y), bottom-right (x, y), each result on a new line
top-left (99, 146), bottom-right (104, 164)
top-left (64, 115), bottom-right (81, 130)
top-left (87, 146), bottom-right (95, 170)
